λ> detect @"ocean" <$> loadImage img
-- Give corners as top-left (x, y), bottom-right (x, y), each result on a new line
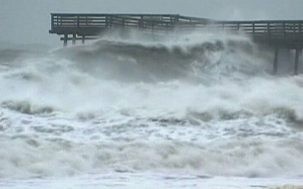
top-left (0, 31), bottom-right (302, 188)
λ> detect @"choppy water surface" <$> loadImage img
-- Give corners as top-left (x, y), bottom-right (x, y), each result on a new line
top-left (0, 31), bottom-right (302, 188)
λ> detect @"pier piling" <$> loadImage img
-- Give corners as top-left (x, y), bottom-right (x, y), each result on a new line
top-left (82, 36), bottom-right (85, 44)
top-left (294, 48), bottom-right (301, 75)
top-left (63, 34), bottom-right (68, 47)
top-left (72, 34), bottom-right (76, 45)
top-left (273, 48), bottom-right (279, 74)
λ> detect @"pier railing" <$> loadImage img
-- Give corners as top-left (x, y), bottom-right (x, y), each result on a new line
top-left (49, 13), bottom-right (303, 74)
top-left (50, 13), bottom-right (303, 45)
top-left (214, 21), bottom-right (303, 39)
top-left (50, 14), bottom-right (184, 34)
top-left (50, 14), bottom-right (303, 35)
top-left (50, 14), bottom-right (303, 47)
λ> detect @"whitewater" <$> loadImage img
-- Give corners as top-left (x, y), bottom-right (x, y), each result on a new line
top-left (0, 30), bottom-right (302, 188)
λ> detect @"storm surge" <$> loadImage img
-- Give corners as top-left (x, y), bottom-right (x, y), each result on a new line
top-left (0, 31), bottom-right (303, 179)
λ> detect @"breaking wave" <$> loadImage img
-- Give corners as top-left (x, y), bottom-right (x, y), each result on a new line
top-left (0, 31), bottom-right (302, 179)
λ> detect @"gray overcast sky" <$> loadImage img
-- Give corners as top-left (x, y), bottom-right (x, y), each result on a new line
top-left (1, 0), bottom-right (303, 47)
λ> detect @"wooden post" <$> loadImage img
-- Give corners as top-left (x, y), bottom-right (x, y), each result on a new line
top-left (63, 34), bottom-right (68, 47)
top-left (77, 16), bottom-right (80, 28)
top-left (139, 16), bottom-right (143, 29)
top-left (122, 18), bottom-right (125, 27)
top-left (151, 21), bottom-right (154, 33)
top-left (82, 35), bottom-right (85, 44)
top-left (72, 33), bottom-right (76, 45)
top-left (283, 22), bottom-right (286, 39)
top-left (51, 14), bottom-right (54, 30)
top-left (267, 23), bottom-right (271, 41)
top-left (105, 16), bottom-right (109, 27)
top-left (273, 48), bottom-right (279, 74)
top-left (109, 16), bottom-right (112, 28)
top-left (294, 48), bottom-right (301, 75)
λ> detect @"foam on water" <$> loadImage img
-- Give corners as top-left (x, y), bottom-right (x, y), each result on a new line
top-left (0, 31), bottom-right (302, 185)
top-left (0, 173), bottom-right (302, 189)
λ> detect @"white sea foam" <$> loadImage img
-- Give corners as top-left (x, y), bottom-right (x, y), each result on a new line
top-left (0, 31), bottom-right (302, 181)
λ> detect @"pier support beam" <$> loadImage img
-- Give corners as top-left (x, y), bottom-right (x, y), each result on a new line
top-left (294, 48), bottom-right (301, 75)
top-left (273, 48), bottom-right (279, 74)
top-left (82, 35), bottom-right (85, 44)
top-left (72, 33), bottom-right (76, 45)
top-left (63, 34), bottom-right (68, 47)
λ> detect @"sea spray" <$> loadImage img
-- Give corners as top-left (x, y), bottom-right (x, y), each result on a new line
top-left (0, 31), bottom-right (302, 179)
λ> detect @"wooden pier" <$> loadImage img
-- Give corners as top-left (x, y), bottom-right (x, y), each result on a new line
top-left (49, 13), bottom-right (303, 74)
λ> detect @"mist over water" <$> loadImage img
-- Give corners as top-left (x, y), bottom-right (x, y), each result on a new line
top-left (0, 30), bottom-right (303, 181)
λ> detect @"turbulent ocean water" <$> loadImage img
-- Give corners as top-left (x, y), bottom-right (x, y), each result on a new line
top-left (0, 31), bottom-right (302, 188)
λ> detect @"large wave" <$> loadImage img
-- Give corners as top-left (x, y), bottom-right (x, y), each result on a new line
top-left (0, 30), bottom-right (302, 179)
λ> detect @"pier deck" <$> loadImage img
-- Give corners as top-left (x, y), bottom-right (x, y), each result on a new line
top-left (49, 13), bottom-right (303, 74)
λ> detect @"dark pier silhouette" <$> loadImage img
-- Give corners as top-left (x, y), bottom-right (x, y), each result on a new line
top-left (49, 13), bottom-right (303, 74)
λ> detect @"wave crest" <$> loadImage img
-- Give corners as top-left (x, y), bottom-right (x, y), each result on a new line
top-left (1, 101), bottom-right (54, 115)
